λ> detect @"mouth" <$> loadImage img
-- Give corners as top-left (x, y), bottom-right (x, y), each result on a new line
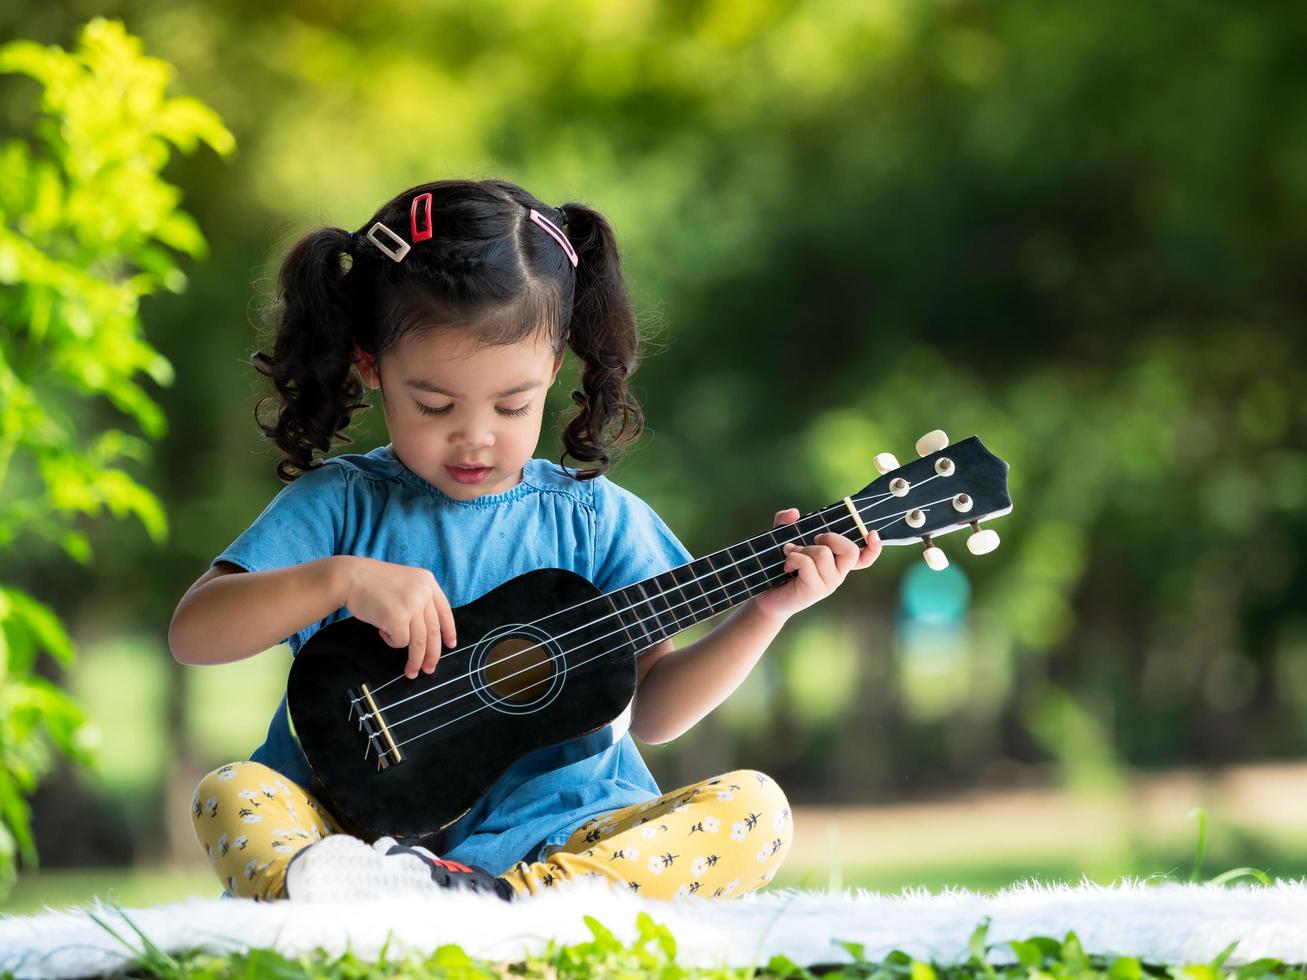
top-left (445, 463), bottom-right (492, 484)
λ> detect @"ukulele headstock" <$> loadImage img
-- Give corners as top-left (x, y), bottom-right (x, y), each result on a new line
top-left (856, 430), bottom-right (1012, 570)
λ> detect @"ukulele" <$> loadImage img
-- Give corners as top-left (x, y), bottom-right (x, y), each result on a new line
top-left (287, 431), bottom-right (1012, 847)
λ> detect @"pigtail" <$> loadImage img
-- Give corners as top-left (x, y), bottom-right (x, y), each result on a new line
top-left (557, 201), bottom-right (645, 480)
top-left (252, 227), bottom-right (369, 483)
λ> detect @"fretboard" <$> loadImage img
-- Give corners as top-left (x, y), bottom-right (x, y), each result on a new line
top-left (597, 499), bottom-right (864, 657)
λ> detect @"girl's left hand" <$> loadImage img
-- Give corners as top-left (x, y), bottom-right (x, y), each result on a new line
top-left (749, 508), bottom-right (881, 623)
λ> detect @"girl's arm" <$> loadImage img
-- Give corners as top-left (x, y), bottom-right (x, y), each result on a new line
top-left (169, 557), bottom-right (354, 666)
top-left (631, 604), bottom-right (786, 744)
top-left (630, 508), bottom-right (881, 744)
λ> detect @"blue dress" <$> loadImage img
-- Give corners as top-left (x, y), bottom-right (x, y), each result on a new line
top-left (212, 445), bottom-right (693, 873)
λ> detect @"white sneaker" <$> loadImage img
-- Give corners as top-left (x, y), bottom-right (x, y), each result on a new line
top-left (284, 833), bottom-right (515, 902)
top-left (284, 834), bottom-right (441, 901)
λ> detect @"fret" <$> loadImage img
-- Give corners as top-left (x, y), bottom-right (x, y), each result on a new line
top-left (757, 527), bottom-right (789, 592)
top-left (631, 579), bottom-right (674, 642)
top-left (599, 503), bottom-right (867, 658)
top-left (649, 566), bottom-right (694, 633)
top-left (726, 539), bottom-right (767, 599)
top-left (698, 551), bottom-right (733, 616)
top-left (667, 561), bottom-right (716, 625)
top-left (612, 586), bottom-right (656, 651)
top-left (739, 535), bottom-right (773, 598)
top-left (794, 512), bottom-right (827, 545)
top-left (816, 503), bottom-right (854, 545)
top-left (815, 508), bottom-right (835, 535)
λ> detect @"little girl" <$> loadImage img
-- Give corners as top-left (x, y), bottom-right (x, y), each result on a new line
top-left (169, 177), bottom-right (880, 903)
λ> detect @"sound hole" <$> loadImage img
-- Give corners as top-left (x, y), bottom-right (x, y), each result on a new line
top-left (483, 636), bottom-right (554, 703)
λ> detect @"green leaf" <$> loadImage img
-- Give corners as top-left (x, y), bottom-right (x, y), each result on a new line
top-left (1235, 957), bottom-right (1288, 979)
top-left (583, 914), bottom-right (621, 952)
top-left (968, 917), bottom-right (1000, 980)
top-left (153, 209), bottom-right (208, 259)
top-left (1061, 932), bottom-right (1089, 973)
top-left (60, 529), bottom-right (92, 564)
top-left (1187, 807), bottom-right (1208, 883)
top-left (1009, 939), bottom-right (1045, 970)
top-left (154, 95), bottom-right (237, 158)
top-left (0, 586), bottom-right (75, 664)
top-left (834, 938), bottom-right (869, 963)
top-left (1210, 867), bottom-right (1273, 886)
top-left (766, 953), bottom-right (817, 979)
top-left (1107, 955), bottom-right (1143, 980)
top-left (1209, 941), bottom-right (1240, 971)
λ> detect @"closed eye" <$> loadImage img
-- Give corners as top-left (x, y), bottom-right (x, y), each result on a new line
top-left (415, 403), bottom-right (532, 418)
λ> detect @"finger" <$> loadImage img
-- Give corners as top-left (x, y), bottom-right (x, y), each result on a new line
top-left (782, 543), bottom-right (815, 579)
top-left (854, 529), bottom-right (882, 569)
top-left (405, 613), bottom-right (426, 680)
top-left (809, 542), bottom-right (839, 581)
top-left (816, 532), bottom-right (856, 570)
top-left (383, 621), bottom-right (409, 650)
top-left (436, 590), bottom-right (458, 649)
top-left (773, 507), bottom-right (799, 528)
top-left (790, 551), bottom-right (820, 590)
top-left (422, 602), bottom-right (441, 674)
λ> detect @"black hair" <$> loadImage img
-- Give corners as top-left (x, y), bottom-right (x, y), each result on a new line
top-left (251, 178), bottom-right (645, 483)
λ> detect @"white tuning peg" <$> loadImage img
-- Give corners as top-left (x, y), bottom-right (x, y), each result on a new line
top-left (873, 452), bottom-right (900, 475)
top-left (923, 537), bottom-right (949, 570)
top-left (915, 429), bottom-right (949, 456)
top-left (967, 526), bottom-right (1000, 555)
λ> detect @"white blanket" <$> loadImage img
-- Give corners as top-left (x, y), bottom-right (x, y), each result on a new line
top-left (3, 880), bottom-right (1306, 979)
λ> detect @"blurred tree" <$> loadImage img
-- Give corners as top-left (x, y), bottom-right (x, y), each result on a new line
top-left (1, 0), bottom-right (1303, 872)
top-left (0, 16), bottom-right (232, 893)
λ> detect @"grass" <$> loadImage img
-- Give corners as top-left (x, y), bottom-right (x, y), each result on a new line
top-left (1, 867), bottom-right (218, 915)
top-left (41, 906), bottom-right (1307, 979)
top-left (6, 842), bottom-right (1305, 979)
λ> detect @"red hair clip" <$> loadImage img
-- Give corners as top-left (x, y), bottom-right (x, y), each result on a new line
top-left (411, 192), bottom-right (433, 243)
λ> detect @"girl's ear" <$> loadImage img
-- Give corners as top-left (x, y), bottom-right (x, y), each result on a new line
top-left (354, 346), bottom-right (380, 388)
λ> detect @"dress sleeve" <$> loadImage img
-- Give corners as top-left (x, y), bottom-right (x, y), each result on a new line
top-left (211, 462), bottom-right (352, 648)
top-left (590, 476), bottom-right (693, 594)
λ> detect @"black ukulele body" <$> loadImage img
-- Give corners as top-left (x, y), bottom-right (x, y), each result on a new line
top-left (287, 568), bottom-right (636, 847)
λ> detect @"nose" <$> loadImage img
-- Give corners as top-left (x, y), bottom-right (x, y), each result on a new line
top-left (450, 417), bottom-right (495, 449)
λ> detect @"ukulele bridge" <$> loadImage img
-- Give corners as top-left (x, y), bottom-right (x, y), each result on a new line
top-left (349, 683), bottom-right (404, 770)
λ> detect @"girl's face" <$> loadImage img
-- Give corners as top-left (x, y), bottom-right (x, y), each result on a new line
top-left (354, 327), bottom-right (564, 501)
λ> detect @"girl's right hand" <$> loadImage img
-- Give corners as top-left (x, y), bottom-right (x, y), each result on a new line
top-left (342, 557), bottom-right (458, 679)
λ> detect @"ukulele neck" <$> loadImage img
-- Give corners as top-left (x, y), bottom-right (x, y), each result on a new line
top-left (599, 501), bottom-right (861, 657)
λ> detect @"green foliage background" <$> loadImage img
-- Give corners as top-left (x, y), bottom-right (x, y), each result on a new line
top-left (0, 0), bottom-right (1303, 882)
top-left (0, 15), bottom-right (232, 891)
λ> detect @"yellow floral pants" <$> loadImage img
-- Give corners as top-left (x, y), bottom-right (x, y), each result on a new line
top-left (192, 761), bottom-right (793, 901)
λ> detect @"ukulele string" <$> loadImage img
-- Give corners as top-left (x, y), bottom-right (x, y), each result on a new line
top-left (362, 478), bottom-right (931, 713)
top-left (376, 492), bottom-right (953, 752)
top-left (363, 481), bottom-right (946, 731)
top-left (383, 502), bottom-right (924, 753)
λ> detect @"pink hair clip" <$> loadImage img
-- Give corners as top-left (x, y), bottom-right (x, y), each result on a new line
top-left (529, 209), bottom-right (579, 268)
